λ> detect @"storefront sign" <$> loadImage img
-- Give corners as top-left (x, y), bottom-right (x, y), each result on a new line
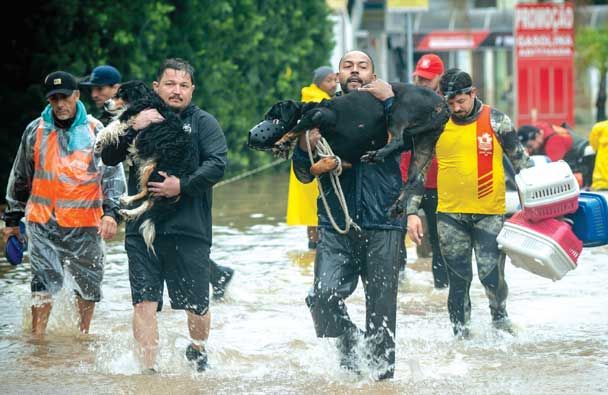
top-left (515, 2), bottom-right (574, 126)
top-left (416, 31), bottom-right (489, 51)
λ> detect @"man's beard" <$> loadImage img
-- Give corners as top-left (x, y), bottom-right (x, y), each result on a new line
top-left (340, 76), bottom-right (365, 94)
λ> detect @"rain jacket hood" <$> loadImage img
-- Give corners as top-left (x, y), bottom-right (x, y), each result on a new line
top-left (41, 100), bottom-right (92, 152)
top-left (300, 83), bottom-right (331, 103)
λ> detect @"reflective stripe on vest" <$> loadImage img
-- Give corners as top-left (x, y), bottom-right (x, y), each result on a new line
top-left (26, 119), bottom-right (103, 227)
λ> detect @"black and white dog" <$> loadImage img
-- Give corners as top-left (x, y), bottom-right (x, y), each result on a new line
top-left (95, 80), bottom-right (197, 249)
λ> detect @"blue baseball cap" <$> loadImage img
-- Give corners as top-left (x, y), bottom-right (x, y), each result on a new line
top-left (80, 65), bottom-right (121, 87)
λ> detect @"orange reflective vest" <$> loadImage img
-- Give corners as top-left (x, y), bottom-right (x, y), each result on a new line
top-left (26, 120), bottom-right (103, 228)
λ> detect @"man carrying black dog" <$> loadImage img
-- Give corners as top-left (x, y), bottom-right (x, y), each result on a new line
top-left (101, 58), bottom-right (227, 373)
top-left (291, 50), bottom-right (404, 380)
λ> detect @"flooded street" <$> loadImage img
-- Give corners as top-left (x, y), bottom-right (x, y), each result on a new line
top-left (1, 170), bottom-right (607, 394)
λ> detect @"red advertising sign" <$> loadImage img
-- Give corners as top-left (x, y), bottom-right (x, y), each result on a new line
top-left (515, 2), bottom-right (575, 127)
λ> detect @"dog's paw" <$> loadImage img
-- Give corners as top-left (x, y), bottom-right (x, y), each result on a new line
top-left (388, 199), bottom-right (405, 219)
top-left (310, 156), bottom-right (339, 176)
top-left (361, 150), bottom-right (383, 163)
top-left (119, 209), bottom-right (134, 220)
top-left (271, 141), bottom-right (292, 159)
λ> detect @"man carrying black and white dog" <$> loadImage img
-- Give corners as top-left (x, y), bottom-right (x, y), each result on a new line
top-left (101, 58), bottom-right (227, 373)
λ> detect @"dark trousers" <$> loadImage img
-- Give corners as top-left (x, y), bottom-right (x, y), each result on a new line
top-left (436, 213), bottom-right (509, 331)
top-left (209, 260), bottom-right (232, 289)
top-left (420, 189), bottom-right (448, 288)
top-left (306, 228), bottom-right (402, 375)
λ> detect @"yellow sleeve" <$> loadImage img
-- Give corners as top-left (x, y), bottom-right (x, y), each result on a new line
top-left (589, 122), bottom-right (601, 151)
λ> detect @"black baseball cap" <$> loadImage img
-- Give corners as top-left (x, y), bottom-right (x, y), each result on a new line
top-left (80, 65), bottom-right (121, 87)
top-left (44, 71), bottom-right (78, 98)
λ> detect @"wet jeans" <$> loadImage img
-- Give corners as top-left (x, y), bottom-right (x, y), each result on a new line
top-left (420, 189), bottom-right (448, 288)
top-left (305, 228), bottom-right (402, 377)
top-left (436, 213), bottom-right (509, 332)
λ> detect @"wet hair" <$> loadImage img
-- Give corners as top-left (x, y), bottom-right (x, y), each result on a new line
top-left (339, 50), bottom-right (375, 72)
top-left (517, 125), bottom-right (541, 144)
top-left (440, 68), bottom-right (473, 99)
top-left (156, 58), bottom-right (195, 83)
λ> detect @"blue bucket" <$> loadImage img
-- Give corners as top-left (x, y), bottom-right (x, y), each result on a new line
top-left (3, 219), bottom-right (27, 265)
top-left (5, 236), bottom-right (24, 265)
top-left (568, 192), bottom-right (608, 247)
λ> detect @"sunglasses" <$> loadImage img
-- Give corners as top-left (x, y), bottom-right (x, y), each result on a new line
top-left (444, 86), bottom-right (473, 100)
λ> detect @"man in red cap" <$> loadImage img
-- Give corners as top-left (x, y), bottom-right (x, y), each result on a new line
top-left (412, 53), bottom-right (444, 91)
top-left (400, 53), bottom-right (448, 288)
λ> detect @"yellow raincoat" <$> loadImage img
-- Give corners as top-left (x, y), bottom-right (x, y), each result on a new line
top-left (589, 120), bottom-right (608, 191)
top-left (286, 83), bottom-right (330, 225)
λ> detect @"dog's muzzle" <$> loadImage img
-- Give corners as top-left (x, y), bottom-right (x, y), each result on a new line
top-left (248, 120), bottom-right (286, 151)
top-left (104, 98), bottom-right (125, 116)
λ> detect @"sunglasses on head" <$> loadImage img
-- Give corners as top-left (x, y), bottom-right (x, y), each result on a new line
top-left (444, 86), bottom-right (473, 100)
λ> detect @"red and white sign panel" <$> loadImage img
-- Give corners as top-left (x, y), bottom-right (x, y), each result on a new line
top-left (416, 31), bottom-right (489, 51)
top-left (515, 3), bottom-right (575, 127)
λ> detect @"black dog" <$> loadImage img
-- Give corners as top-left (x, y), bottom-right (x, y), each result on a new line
top-left (249, 83), bottom-right (449, 173)
top-left (95, 80), bottom-right (197, 249)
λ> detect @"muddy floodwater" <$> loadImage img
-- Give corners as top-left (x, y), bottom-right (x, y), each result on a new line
top-left (1, 171), bottom-right (607, 394)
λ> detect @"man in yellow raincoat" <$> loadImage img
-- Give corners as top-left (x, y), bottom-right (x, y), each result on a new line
top-left (286, 66), bottom-right (337, 249)
top-left (589, 120), bottom-right (608, 191)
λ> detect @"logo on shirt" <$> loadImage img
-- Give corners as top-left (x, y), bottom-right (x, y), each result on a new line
top-left (183, 123), bottom-right (192, 134)
top-left (477, 132), bottom-right (493, 156)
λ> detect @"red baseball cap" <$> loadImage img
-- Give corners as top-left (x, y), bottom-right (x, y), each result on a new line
top-left (413, 54), bottom-right (445, 80)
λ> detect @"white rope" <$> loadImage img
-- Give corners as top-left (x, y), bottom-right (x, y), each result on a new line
top-left (305, 129), bottom-right (360, 235)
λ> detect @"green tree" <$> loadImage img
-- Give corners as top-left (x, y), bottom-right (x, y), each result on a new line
top-left (1, 0), bottom-right (333, 201)
top-left (576, 26), bottom-right (608, 121)
top-left (162, 0), bottom-right (333, 174)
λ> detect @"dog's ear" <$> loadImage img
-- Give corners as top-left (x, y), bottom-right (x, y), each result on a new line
top-left (264, 100), bottom-right (303, 131)
top-left (291, 107), bottom-right (336, 134)
top-left (135, 83), bottom-right (153, 100)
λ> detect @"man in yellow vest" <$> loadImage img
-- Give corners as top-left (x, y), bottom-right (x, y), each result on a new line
top-left (286, 66), bottom-right (337, 249)
top-left (403, 69), bottom-right (530, 338)
top-left (3, 71), bottom-right (126, 336)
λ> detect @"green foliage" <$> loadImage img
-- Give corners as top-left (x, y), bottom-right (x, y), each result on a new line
top-left (576, 26), bottom-right (608, 72)
top-left (162, 0), bottom-right (334, 174)
top-left (1, 0), bottom-right (333, 198)
top-left (576, 26), bottom-right (608, 121)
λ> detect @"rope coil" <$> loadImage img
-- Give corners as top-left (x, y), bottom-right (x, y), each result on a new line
top-left (305, 129), bottom-right (360, 235)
